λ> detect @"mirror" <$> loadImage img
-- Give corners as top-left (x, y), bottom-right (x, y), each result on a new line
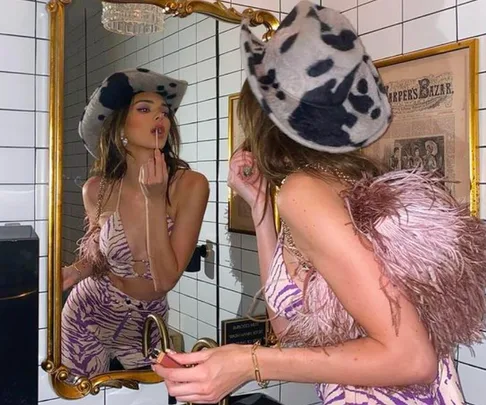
top-left (42, 0), bottom-right (279, 400)
top-left (60, 0), bottom-right (213, 387)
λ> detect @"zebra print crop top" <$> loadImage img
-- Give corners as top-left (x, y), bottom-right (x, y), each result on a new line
top-left (98, 179), bottom-right (174, 280)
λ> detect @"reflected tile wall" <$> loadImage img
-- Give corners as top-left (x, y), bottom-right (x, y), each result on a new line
top-left (0, 0), bottom-right (485, 404)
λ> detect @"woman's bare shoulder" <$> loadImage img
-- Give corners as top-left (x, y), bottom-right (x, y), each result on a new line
top-left (173, 169), bottom-right (209, 196)
top-left (82, 176), bottom-right (102, 204)
top-left (278, 171), bottom-right (343, 211)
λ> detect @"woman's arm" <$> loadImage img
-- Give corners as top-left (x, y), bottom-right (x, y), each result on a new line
top-left (251, 197), bottom-right (277, 278)
top-left (251, 172), bottom-right (437, 387)
top-left (227, 150), bottom-right (289, 335)
top-left (62, 259), bottom-right (91, 290)
top-left (251, 196), bottom-right (289, 336)
top-left (155, 172), bottom-right (439, 403)
top-left (146, 170), bottom-right (209, 293)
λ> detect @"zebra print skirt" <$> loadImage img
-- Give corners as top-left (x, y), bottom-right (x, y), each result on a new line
top-left (61, 275), bottom-right (169, 378)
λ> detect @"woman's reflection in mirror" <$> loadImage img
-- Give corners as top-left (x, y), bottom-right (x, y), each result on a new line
top-left (61, 68), bottom-right (210, 379)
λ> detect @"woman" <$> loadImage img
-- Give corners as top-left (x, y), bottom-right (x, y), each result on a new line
top-left (153, 2), bottom-right (486, 404)
top-left (61, 68), bottom-right (210, 378)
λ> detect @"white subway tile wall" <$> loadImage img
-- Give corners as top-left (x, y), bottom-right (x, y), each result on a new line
top-left (0, 0), bottom-right (484, 404)
top-left (0, 0), bottom-right (51, 400)
top-left (219, 1), bottom-right (486, 404)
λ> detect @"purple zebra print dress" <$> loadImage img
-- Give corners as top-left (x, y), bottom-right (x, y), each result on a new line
top-left (61, 180), bottom-right (174, 378)
top-left (264, 231), bottom-right (466, 405)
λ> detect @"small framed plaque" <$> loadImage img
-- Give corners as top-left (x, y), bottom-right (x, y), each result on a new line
top-left (221, 315), bottom-right (271, 346)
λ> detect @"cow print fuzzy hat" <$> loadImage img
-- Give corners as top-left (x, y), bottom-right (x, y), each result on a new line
top-left (79, 68), bottom-right (188, 158)
top-left (241, 0), bottom-right (392, 153)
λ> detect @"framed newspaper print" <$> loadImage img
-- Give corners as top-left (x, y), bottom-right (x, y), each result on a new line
top-left (363, 39), bottom-right (479, 216)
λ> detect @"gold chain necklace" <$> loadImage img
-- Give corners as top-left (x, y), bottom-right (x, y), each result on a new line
top-left (279, 163), bottom-right (357, 189)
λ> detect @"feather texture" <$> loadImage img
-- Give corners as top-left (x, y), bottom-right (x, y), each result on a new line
top-left (76, 218), bottom-right (110, 279)
top-left (279, 170), bottom-right (486, 358)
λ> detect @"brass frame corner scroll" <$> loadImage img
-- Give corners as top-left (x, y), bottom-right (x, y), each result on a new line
top-left (42, 0), bottom-right (279, 399)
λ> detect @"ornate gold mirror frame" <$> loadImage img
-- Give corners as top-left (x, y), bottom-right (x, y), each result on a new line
top-left (41, 0), bottom-right (279, 399)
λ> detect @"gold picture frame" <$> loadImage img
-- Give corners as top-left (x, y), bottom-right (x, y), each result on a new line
top-left (365, 39), bottom-right (479, 216)
top-left (42, 0), bottom-right (279, 399)
top-left (227, 93), bottom-right (256, 235)
top-left (227, 92), bottom-right (281, 235)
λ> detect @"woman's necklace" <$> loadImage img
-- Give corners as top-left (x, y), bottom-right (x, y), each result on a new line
top-left (278, 163), bottom-right (357, 271)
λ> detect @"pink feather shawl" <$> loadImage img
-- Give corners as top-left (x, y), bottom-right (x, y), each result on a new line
top-left (278, 170), bottom-right (486, 358)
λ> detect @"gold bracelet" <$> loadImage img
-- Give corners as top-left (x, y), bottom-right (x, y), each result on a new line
top-left (251, 341), bottom-right (269, 389)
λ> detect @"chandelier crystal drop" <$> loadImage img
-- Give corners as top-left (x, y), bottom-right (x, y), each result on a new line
top-left (101, 2), bottom-right (168, 36)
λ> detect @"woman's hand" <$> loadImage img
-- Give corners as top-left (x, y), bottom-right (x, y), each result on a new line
top-left (139, 149), bottom-right (168, 202)
top-left (228, 150), bottom-right (268, 214)
top-left (152, 345), bottom-right (253, 404)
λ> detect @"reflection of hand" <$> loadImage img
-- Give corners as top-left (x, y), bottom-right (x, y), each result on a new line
top-left (62, 265), bottom-right (80, 291)
top-left (139, 149), bottom-right (168, 202)
top-left (228, 150), bottom-right (268, 214)
top-left (152, 345), bottom-right (252, 404)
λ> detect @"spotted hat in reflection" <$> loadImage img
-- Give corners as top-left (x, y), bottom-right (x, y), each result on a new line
top-left (240, 0), bottom-right (392, 153)
top-left (79, 68), bottom-right (188, 158)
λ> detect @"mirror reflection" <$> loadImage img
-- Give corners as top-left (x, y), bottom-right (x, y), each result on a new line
top-left (60, 0), bottom-right (214, 380)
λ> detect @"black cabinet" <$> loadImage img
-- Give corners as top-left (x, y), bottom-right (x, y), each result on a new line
top-left (0, 225), bottom-right (39, 405)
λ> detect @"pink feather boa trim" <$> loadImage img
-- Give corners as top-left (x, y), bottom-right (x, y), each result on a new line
top-left (278, 170), bottom-right (486, 357)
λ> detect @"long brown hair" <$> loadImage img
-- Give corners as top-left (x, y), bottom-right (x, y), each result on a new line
top-left (237, 80), bottom-right (383, 189)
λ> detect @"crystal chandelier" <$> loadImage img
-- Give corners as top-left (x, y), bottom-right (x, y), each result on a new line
top-left (101, 2), bottom-right (169, 36)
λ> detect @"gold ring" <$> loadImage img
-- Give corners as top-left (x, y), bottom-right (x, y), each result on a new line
top-left (243, 166), bottom-right (253, 177)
